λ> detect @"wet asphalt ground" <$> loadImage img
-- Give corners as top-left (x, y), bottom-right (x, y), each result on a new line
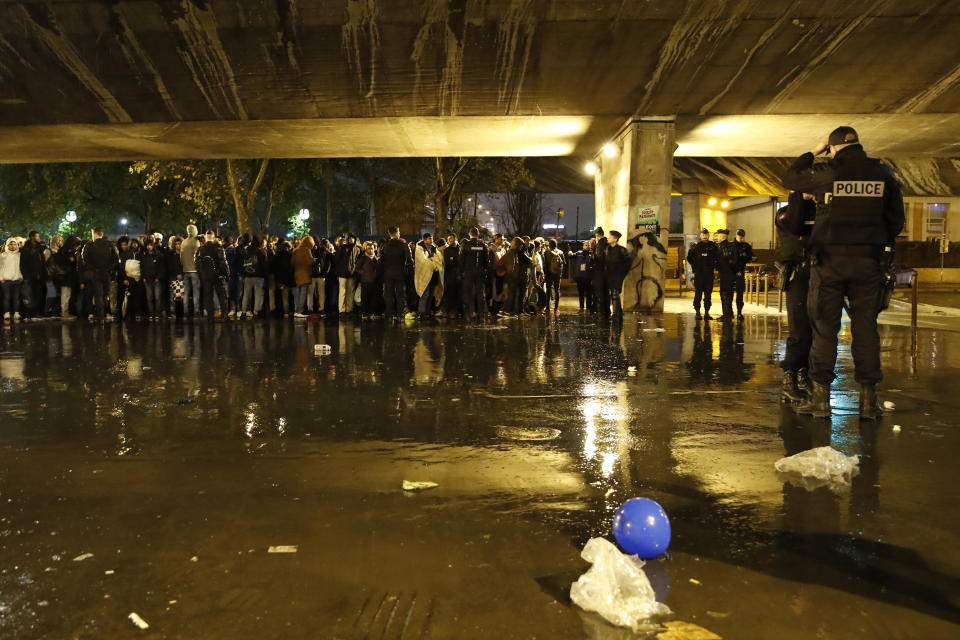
top-left (0, 305), bottom-right (958, 639)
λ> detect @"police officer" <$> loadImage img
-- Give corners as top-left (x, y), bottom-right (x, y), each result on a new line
top-left (734, 229), bottom-right (753, 320)
top-left (782, 126), bottom-right (905, 419)
top-left (591, 227), bottom-right (610, 319)
top-left (686, 228), bottom-right (718, 319)
top-left (715, 229), bottom-right (738, 320)
top-left (459, 226), bottom-right (489, 320)
top-left (775, 191), bottom-right (816, 404)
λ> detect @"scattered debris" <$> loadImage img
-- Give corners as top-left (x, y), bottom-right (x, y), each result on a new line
top-left (689, 578), bottom-right (701, 585)
top-left (314, 344), bottom-right (332, 355)
top-left (642, 328), bottom-right (667, 333)
top-left (775, 446), bottom-right (859, 492)
top-left (705, 611), bottom-right (730, 619)
top-left (604, 488), bottom-right (615, 498)
top-left (494, 426), bottom-right (561, 441)
top-left (104, 570), bottom-right (115, 575)
top-left (267, 545), bottom-right (298, 553)
top-left (570, 537), bottom-right (670, 631)
top-left (893, 425), bottom-right (902, 432)
top-left (169, 600), bottom-right (177, 605)
top-left (73, 553), bottom-right (94, 562)
top-left (128, 612), bottom-right (149, 630)
top-left (883, 401), bottom-right (896, 410)
top-left (657, 620), bottom-right (722, 639)
top-left (402, 480), bottom-right (439, 491)
top-left (190, 556), bottom-right (198, 563)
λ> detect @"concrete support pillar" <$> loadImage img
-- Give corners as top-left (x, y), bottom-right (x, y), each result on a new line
top-left (593, 119), bottom-right (675, 312)
top-left (681, 178), bottom-right (702, 240)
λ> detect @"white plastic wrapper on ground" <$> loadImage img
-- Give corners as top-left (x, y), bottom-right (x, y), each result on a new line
top-left (774, 446), bottom-right (859, 492)
top-left (569, 537), bottom-right (671, 631)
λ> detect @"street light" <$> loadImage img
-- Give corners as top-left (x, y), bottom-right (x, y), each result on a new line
top-left (584, 161), bottom-right (597, 175)
top-left (298, 208), bottom-right (310, 220)
top-left (120, 217), bottom-right (128, 226)
top-left (720, 201), bottom-right (729, 208)
top-left (65, 210), bottom-right (77, 222)
top-left (602, 142), bottom-right (617, 158)
top-left (708, 197), bottom-right (717, 206)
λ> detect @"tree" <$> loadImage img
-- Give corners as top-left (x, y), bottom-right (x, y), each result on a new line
top-left (502, 190), bottom-right (548, 238)
top-left (226, 159), bottom-right (270, 233)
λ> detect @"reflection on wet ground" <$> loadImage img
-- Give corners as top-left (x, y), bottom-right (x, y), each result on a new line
top-left (1, 313), bottom-right (958, 638)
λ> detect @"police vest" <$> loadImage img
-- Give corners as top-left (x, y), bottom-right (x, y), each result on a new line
top-left (820, 155), bottom-right (891, 245)
top-left (463, 239), bottom-right (486, 273)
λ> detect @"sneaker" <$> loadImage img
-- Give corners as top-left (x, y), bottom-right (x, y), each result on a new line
top-left (294, 312), bottom-right (307, 318)
top-left (104, 315), bottom-right (114, 323)
top-left (88, 314), bottom-right (95, 322)
top-left (214, 311), bottom-right (222, 319)
top-left (227, 310), bottom-right (236, 319)
top-left (2, 312), bottom-right (9, 322)
top-left (13, 312), bottom-right (21, 321)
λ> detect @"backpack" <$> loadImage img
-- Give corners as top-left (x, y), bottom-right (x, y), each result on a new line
top-left (546, 251), bottom-right (563, 275)
top-left (199, 253), bottom-right (217, 276)
top-left (243, 251), bottom-right (257, 276)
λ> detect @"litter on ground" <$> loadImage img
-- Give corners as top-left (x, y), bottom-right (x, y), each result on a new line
top-left (570, 537), bottom-right (670, 631)
top-left (128, 612), bottom-right (149, 630)
top-left (267, 545), bottom-right (298, 553)
top-left (402, 480), bottom-right (439, 491)
top-left (73, 553), bottom-right (93, 562)
top-left (774, 446), bottom-right (859, 492)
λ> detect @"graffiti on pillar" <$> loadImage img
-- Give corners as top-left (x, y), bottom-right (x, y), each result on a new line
top-left (627, 232), bottom-right (668, 312)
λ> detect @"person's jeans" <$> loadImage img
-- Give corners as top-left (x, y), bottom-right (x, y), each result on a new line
top-left (243, 277), bottom-right (265, 315)
top-left (60, 285), bottom-right (73, 316)
top-left (1, 280), bottom-right (22, 315)
top-left (338, 277), bottom-right (356, 313)
top-left (360, 282), bottom-right (379, 316)
top-left (545, 274), bottom-right (561, 310)
top-left (144, 280), bottom-right (162, 315)
top-left (91, 276), bottom-right (110, 321)
top-left (183, 272), bottom-right (201, 316)
top-left (294, 284), bottom-right (310, 313)
top-left (307, 277), bottom-right (324, 312)
top-left (418, 289), bottom-right (433, 315)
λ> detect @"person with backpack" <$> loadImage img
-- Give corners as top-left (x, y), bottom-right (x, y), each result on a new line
top-left (335, 233), bottom-right (361, 316)
top-left (543, 239), bottom-right (565, 316)
top-left (81, 227), bottom-right (120, 322)
top-left (240, 237), bottom-right (268, 318)
top-left (196, 231), bottom-right (230, 319)
top-left (53, 235), bottom-right (82, 319)
top-left (458, 227), bottom-right (488, 321)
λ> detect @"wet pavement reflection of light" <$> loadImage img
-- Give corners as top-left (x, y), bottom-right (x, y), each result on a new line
top-left (0, 314), bottom-right (958, 639)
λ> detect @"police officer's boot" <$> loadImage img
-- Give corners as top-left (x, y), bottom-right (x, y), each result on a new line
top-left (859, 384), bottom-right (882, 421)
top-left (780, 370), bottom-right (804, 404)
top-left (796, 381), bottom-right (831, 418)
top-left (796, 368), bottom-right (812, 399)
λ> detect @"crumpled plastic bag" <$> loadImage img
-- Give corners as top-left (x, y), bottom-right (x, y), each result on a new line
top-left (774, 446), bottom-right (859, 492)
top-left (570, 537), bottom-right (671, 631)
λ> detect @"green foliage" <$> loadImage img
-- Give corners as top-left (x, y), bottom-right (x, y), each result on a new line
top-left (288, 210), bottom-right (311, 238)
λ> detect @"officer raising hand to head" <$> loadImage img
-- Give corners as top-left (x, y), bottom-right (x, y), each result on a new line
top-left (782, 126), bottom-right (905, 420)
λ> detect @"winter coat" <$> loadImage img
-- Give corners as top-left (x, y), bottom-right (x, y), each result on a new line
top-left (605, 244), bottom-right (632, 289)
top-left (139, 250), bottom-right (166, 281)
top-left (196, 242), bottom-right (229, 279)
top-left (291, 243), bottom-right (315, 287)
top-left (543, 249), bottom-right (565, 278)
top-left (335, 242), bottom-right (360, 278)
top-left (0, 246), bottom-right (23, 281)
top-left (83, 238), bottom-right (120, 279)
top-left (19, 241), bottom-right (45, 281)
top-left (356, 253), bottom-right (380, 284)
top-left (241, 246), bottom-right (268, 279)
top-left (164, 247), bottom-right (183, 280)
top-left (414, 243), bottom-right (441, 296)
top-left (379, 238), bottom-right (412, 281)
top-left (180, 225), bottom-right (200, 272)
top-left (442, 244), bottom-right (460, 281)
top-left (272, 248), bottom-right (295, 287)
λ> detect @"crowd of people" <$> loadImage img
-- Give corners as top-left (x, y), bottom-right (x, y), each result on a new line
top-left (685, 227), bottom-right (754, 321)
top-left (0, 223), bottom-right (637, 324)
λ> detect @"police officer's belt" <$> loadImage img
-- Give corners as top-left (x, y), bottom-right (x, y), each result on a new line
top-left (820, 245), bottom-right (882, 259)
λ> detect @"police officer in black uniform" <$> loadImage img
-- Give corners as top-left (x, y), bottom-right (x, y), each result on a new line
top-left (734, 229), bottom-right (753, 320)
top-left (686, 228), bottom-right (718, 319)
top-left (458, 226), bottom-right (489, 320)
top-left (782, 126), bottom-right (905, 419)
top-left (715, 229), bottom-right (738, 321)
top-left (775, 191), bottom-right (816, 404)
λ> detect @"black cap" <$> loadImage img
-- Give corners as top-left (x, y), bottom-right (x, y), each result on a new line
top-left (736, 229), bottom-right (746, 237)
top-left (609, 230), bottom-right (622, 239)
top-left (700, 228), bottom-right (709, 234)
top-left (717, 228), bottom-right (730, 235)
top-left (828, 126), bottom-right (859, 146)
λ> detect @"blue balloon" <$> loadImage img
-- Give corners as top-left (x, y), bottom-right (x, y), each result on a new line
top-left (612, 498), bottom-right (671, 558)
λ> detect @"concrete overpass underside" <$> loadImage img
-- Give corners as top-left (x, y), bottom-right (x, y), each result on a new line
top-left (1, 0), bottom-right (959, 199)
